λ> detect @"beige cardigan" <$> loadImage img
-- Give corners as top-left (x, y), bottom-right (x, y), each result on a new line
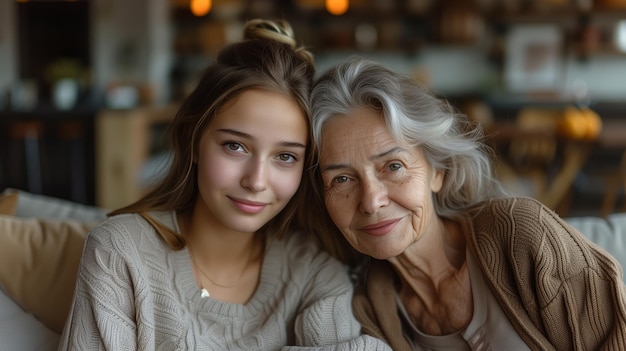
top-left (353, 197), bottom-right (626, 351)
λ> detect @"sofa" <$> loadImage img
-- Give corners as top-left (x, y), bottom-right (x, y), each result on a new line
top-left (0, 188), bottom-right (107, 350)
top-left (1, 188), bottom-right (625, 351)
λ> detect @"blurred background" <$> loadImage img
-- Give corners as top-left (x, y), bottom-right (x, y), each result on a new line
top-left (1, 0), bottom-right (625, 218)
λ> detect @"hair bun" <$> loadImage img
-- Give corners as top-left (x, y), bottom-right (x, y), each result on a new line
top-left (244, 19), bottom-right (314, 65)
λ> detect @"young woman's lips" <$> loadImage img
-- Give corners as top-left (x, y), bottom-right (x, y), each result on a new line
top-left (229, 197), bottom-right (267, 214)
top-left (359, 219), bottom-right (401, 236)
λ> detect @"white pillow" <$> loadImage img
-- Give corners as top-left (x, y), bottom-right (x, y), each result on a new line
top-left (9, 188), bottom-right (107, 222)
top-left (0, 289), bottom-right (60, 351)
top-left (565, 212), bottom-right (626, 279)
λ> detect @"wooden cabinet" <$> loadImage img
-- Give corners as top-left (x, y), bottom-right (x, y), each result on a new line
top-left (95, 104), bottom-right (177, 210)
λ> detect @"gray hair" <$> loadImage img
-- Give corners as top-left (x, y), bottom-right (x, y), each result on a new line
top-left (310, 57), bottom-right (506, 217)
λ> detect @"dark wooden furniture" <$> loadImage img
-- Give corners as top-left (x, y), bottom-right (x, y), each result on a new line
top-left (0, 106), bottom-right (97, 205)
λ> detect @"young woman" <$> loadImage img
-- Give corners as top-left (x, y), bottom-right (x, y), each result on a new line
top-left (59, 20), bottom-right (390, 350)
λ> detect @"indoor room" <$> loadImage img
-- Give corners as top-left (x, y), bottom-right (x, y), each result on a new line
top-left (1, 0), bottom-right (626, 216)
top-left (1, 0), bottom-right (626, 349)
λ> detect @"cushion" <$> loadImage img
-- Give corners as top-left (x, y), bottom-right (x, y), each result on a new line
top-left (0, 215), bottom-right (93, 334)
top-left (0, 189), bottom-right (19, 216)
top-left (565, 212), bottom-right (626, 279)
top-left (0, 188), bottom-right (108, 222)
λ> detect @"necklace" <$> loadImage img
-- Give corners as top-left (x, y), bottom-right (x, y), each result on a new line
top-left (188, 248), bottom-right (253, 298)
top-left (189, 254), bottom-right (211, 298)
top-left (190, 253), bottom-right (241, 288)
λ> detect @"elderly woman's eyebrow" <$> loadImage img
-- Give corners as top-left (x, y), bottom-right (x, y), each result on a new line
top-left (320, 147), bottom-right (405, 172)
top-left (320, 163), bottom-right (347, 173)
top-left (373, 147), bottom-right (405, 160)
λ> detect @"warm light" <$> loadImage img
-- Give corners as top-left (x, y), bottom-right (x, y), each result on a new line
top-left (191, 0), bottom-right (212, 17)
top-left (616, 20), bottom-right (626, 53)
top-left (325, 0), bottom-right (348, 15)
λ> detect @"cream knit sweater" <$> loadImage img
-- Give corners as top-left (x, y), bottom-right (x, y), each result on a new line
top-left (58, 211), bottom-right (390, 350)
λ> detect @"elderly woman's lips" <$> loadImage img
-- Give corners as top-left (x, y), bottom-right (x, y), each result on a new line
top-left (359, 219), bottom-right (401, 236)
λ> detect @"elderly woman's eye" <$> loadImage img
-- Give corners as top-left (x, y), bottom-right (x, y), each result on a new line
top-left (388, 162), bottom-right (402, 171)
top-left (334, 175), bottom-right (349, 184)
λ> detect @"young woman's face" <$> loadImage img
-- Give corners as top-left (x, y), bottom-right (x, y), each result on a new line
top-left (195, 89), bottom-right (307, 234)
top-left (319, 107), bottom-right (443, 260)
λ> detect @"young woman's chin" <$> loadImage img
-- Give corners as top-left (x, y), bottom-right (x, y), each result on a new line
top-left (223, 206), bottom-right (288, 234)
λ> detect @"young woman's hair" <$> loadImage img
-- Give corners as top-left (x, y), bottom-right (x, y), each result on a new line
top-left (110, 19), bottom-right (315, 249)
top-left (306, 57), bottom-right (506, 264)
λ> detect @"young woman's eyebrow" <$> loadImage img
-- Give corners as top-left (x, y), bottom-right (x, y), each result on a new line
top-left (217, 128), bottom-right (305, 149)
top-left (216, 128), bottom-right (251, 139)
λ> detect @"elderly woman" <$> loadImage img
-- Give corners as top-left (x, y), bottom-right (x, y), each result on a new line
top-left (305, 57), bottom-right (626, 350)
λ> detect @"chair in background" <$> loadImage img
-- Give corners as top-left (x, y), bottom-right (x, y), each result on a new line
top-left (489, 107), bottom-right (592, 217)
top-left (57, 121), bottom-right (86, 204)
top-left (600, 150), bottom-right (626, 217)
top-left (8, 121), bottom-right (44, 195)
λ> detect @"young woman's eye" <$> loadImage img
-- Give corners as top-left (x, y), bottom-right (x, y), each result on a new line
top-left (279, 154), bottom-right (297, 163)
top-left (277, 153), bottom-right (297, 163)
top-left (223, 142), bottom-right (245, 153)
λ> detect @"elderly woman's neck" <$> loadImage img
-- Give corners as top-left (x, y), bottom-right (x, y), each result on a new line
top-left (388, 218), bottom-right (466, 287)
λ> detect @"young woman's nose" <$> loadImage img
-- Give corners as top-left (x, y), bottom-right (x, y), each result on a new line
top-left (358, 176), bottom-right (389, 214)
top-left (241, 158), bottom-right (268, 192)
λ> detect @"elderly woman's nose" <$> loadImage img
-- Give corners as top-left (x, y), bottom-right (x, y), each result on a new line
top-left (358, 177), bottom-right (389, 214)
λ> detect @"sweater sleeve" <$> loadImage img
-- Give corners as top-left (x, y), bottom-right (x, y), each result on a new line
top-left (280, 334), bottom-right (392, 351)
top-left (285, 237), bottom-right (391, 350)
top-left (57, 222), bottom-right (138, 351)
top-left (286, 264), bottom-right (391, 351)
top-left (473, 197), bottom-right (626, 350)
top-left (531, 205), bottom-right (626, 350)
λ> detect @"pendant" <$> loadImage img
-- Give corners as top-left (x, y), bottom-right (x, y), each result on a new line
top-left (200, 288), bottom-right (210, 298)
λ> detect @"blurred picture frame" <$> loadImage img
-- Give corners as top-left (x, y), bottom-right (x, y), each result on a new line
top-left (504, 25), bottom-right (563, 92)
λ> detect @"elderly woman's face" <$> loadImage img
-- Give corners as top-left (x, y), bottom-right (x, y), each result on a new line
top-left (319, 107), bottom-right (443, 260)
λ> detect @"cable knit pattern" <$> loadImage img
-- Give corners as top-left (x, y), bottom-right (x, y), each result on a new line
top-left (58, 211), bottom-right (391, 350)
top-left (353, 197), bottom-right (626, 351)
